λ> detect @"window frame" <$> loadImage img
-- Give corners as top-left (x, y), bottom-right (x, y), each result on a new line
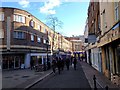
top-left (0, 29), bottom-right (4, 38)
top-left (0, 13), bottom-right (4, 21)
top-left (13, 14), bottom-right (26, 23)
top-left (31, 34), bottom-right (34, 41)
top-left (37, 37), bottom-right (41, 43)
top-left (14, 31), bottom-right (25, 39)
top-left (114, 2), bottom-right (119, 21)
top-left (30, 20), bottom-right (34, 28)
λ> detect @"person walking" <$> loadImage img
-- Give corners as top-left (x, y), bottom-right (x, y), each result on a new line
top-left (30, 60), bottom-right (34, 70)
top-left (56, 57), bottom-right (61, 74)
top-left (61, 57), bottom-right (65, 71)
top-left (73, 57), bottom-right (77, 70)
top-left (47, 58), bottom-right (51, 70)
top-left (52, 58), bottom-right (56, 74)
top-left (66, 57), bottom-right (70, 70)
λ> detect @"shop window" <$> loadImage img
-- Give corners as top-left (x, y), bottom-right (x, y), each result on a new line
top-left (105, 47), bottom-right (110, 71)
top-left (38, 56), bottom-right (42, 64)
top-left (14, 31), bottom-right (25, 39)
top-left (116, 45), bottom-right (120, 74)
top-left (0, 13), bottom-right (4, 21)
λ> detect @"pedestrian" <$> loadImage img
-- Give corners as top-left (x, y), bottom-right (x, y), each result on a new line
top-left (66, 57), bottom-right (70, 70)
top-left (73, 57), bottom-right (77, 70)
top-left (61, 57), bottom-right (65, 71)
top-left (47, 58), bottom-right (51, 70)
top-left (52, 58), bottom-right (56, 74)
top-left (30, 60), bottom-right (34, 70)
top-left (56, 57), bottom-right (61, 74)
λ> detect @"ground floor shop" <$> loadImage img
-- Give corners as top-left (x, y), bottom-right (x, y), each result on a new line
top-left (2, 52), bottom-right (51, 70)
top-left (85, 47), bottom-right (102, 72)
top-left (2, 54), bottom-right (24, 70)
top-left (101, 38), bottom-right (120, 85)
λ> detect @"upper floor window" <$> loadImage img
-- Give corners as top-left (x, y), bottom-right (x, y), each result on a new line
top-left (14, 31), bottom-right (25, 39)
top-left (0, 13), bottom-right (4, 21)
top-left (37, 37), bottom-right (41, 43)
top-left (30, 20), bottom-right (35, 28)
top-left (43, 39), bottom-right (47, 44)
top-left (37, 25), bottom-right (42, 31)
top-left (44, 28), bottom-right (47, 34)
top-left (0, 29), bottom-right (4, 38)
top-left (31, 34), bottom-right (34, 41)
top-left (114, 2), bottom-right (119, 21)
top-left (102, 9), bottom-right (107, 33)
top-left (37, 25), bottom-right (40, 31)
top-left (14, 14), bottom-right (25, 23)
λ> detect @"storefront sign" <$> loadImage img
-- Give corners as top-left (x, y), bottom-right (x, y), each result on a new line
top-left (98, 26), bottom-right (120, 47)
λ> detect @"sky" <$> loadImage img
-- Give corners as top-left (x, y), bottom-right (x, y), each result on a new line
top-left (1, 0), bottom-right (90, 37)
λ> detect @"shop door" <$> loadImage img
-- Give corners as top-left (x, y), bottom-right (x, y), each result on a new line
top-left (3, 60), bottom-right (9, 69)
top-left (14, 57), bottom-right (20, 69)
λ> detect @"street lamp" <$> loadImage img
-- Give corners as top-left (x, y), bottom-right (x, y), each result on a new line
top-left (46, 38), bottom-right (50, 70)
top-left (46, 39), bottom-right (49, 61)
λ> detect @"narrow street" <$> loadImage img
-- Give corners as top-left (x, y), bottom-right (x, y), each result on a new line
top-left (1, 1), bottom-right (120, 89)
top-left (29, 61), bottom-right (91, 89)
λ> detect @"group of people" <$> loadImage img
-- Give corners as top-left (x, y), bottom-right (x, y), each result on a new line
top-left (52, 56), bottom-right (77, 74)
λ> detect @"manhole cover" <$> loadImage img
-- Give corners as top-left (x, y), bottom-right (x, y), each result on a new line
top-left (4, 76), bottom-right (13, 78)
top-left (21, 75), bottom-right (30, 78)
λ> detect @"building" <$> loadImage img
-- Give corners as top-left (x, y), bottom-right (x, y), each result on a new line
top-left (0, 7), bottom-right (52, 69)
top-left (84, 18), bottom-right (89, 63)
top-left (65, 36), bottom-right (84, 60)
top-left (86, 0), bottom-right (120, 85)
top-left (87, 1), bottom-right (102, 72)
top-left (0, 7), bottom-right (72, 70)
top-left (98, 1), bottom-right (120, 85)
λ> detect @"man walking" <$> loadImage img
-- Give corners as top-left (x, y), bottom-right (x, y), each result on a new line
top-left (56, 57), bottom-right (61, 74)
top-left (61, 57), bottom-right (65, 71)
top-left (66, 57), bottom-right (70, 70)
top-left (73, 57), bottom-right (77, 70)
top-left (52, 58), bottom-right (56, 73)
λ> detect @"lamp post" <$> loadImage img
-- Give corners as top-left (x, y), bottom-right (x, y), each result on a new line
top-left (46, 39), bottom-right (48, 62)
top-left (46, 38), bottom-right (50, 70)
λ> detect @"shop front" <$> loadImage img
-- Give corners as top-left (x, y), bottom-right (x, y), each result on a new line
top-left (2, 54), bottom-right (24, 70)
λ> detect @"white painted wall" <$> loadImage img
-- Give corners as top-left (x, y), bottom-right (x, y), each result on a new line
top-left (91, 48), bottom-right (100, 71)
top-left (24, 53), bottom-right (31, 68)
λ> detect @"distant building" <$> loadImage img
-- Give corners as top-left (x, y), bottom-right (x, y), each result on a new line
top-left (65, 36), bottom-right (84, 60)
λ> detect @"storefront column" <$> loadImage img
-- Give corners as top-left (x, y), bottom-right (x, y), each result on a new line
top-left (25, 53), bottom-right (31, 68)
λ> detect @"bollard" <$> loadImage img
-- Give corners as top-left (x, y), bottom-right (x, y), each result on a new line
top-left (105, 86), bottom-right (108, 90)
top-left (93, 75), bottom-right (97, 90)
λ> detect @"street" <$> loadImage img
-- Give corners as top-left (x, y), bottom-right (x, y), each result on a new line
top-left (29, 62), bottom-right (91, 89)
